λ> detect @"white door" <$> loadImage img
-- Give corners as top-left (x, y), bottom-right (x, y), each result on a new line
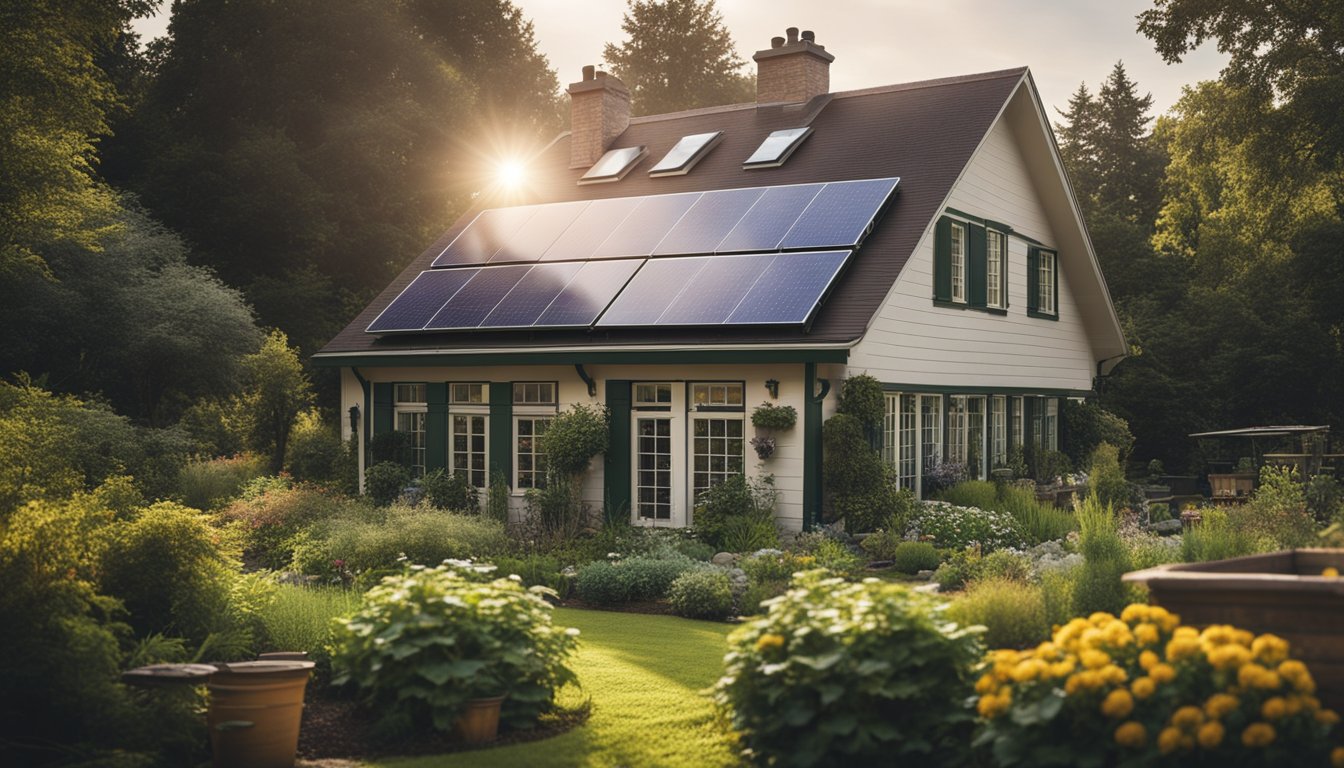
top-left (631, 383), bottom-right (687, 526)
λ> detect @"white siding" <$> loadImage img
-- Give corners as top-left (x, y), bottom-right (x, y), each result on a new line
top-left (847, 115), bottom-right (1097, 392)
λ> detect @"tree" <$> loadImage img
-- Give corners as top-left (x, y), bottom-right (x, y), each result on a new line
top-left (240, 330), bottom-right (315, 473)
top-left (603, 0), bottom-right (754, 116)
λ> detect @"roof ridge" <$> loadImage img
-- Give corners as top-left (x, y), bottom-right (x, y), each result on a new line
top-left (831, 67), bottom-right (1029, 100)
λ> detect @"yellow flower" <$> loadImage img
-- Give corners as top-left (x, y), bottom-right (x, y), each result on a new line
top-left (1204, 693), bottom-right (1239, 719)
top-left (754, 633), bottom-right (785, 653)
top-left (1197, 721), bottom-right (1225, 749)
top-left (1134, 622), bottom-right (1160, 646)
top-left (1011, 658), bottom-right (1049, 683)
top-left (1278, 659), bottom-right (1316, 693)
top-left (1139, 650), bottom-right (1159, 671)
top-left (1065, 670), bottom-right (1103, 694)
top-left (1330, 746), bottom-right (1344, 768)
top-left (1200, 625), bottom-right (1236, 647)
top-left (1260, 696), bottom-right (1287, 720)
top-left (1114, 721), bottom-right (1147, 748)
top-left (1284, 695), bottom-right (1304, 716)
top-left (1241, 722), bottom-right (1276, 748)
top-left (1251, 634), bottom-right (1290, 665)
top-left (1173, 626), bottom-right (1199, 640)
top-left (1049, 659), bottom-right (1076, 679)
top-left (975, 673), bottom-right (997, 694)
top-left (1171, 705), bottom-right (1205, 730)
top-left (1323, 567), bottom-right (1339, 578)
top-left (1149, 663), bottom-right (1177, 684)
top-left (1157, 726), bottom-right (1184, 755)
top-left (1150, 606), bottom-right (1179, 632)
top-left (1101, 688), bottom-right (1135, 719)
top-left (1089, 611), bottom-right (1114, 624)
top-left (1207, 643), bottom-right (1251, 670)
top-left (1166, 636), bottom-right (1201, 662)
top-left (1081, 649), bottom-right (1111, 670)
top-left (1130, 677), bottom-right (1156, 700)
top-left (1101, 664), bottom-right (1128, 685)
top-left (1316, 708), bottom-right (1340, 725)
top-left (1238, 663), bottom-right (1277, 690)
top-left (977, 692), bottom-right (1011, 719)
top-left (1121, 604), bottom-right (1149, 623)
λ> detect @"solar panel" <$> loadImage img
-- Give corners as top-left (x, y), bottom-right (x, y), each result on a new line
top-left (715, 183), bottom-right (823, 253)
top-left (579, 146), bottom-right (647, 184)
top-left (433, 206), bottom-right (537, 267)
top-left (479, 263), bottom-right (584, 328)
top-left (488, 201), bottom-right (589, 264)
top-left (744, 127), bottom-right (813, 169)
top-left (657, 254), bottom-right (775, 324)
top-left (596, 258), bottom-right (708, 326)
top-left (652, 187), bottom-right (765, 257)
top-left (780, 178), bottom-right (900, 250)
top-left (649, 131), bottom-right (723, 177)
top-left (540, 196), bottom-right (643, 261)
top-left (366, 269), bottom-right (478, 332)
top-left (425, 265), bottom-right (530, 329)
top-left (726, 250), bottom-right (850, 324)
top-left (536, 259), bottom-right (642, 326)
top-left (591, 192), bottom-right (701, 259)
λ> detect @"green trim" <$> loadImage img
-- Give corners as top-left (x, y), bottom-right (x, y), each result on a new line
top-left (933, 299), bottom-right (1008, 316)
top-left (944, 208), bottom-right (1046, 246)
top-left (372, 383), bottom-right (393, 439)
top-left (353, 368), bottom-right (371, 475)
top-left (967, 222), bottom-right (987, 307)
top-left (933, 217), bottom-right (952, 302)
top-left (1027, 246), bottom-right (1059, 320)
top-left (488, 382), bottom-right (512, 486)
top-left (879, 382), bottom-right (1092, 398)
top-left (604, 380), bottom-right (632, 523)
top-left (314, 348), bottom-right (849, 368)
top-left (1027, 309), bottom-right (1060, 321)
top-left (426, 383), bottom-right (448, 472)
top-left (803, 363), bottom-right (823, 531)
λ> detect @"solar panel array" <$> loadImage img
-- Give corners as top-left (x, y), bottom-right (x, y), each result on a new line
top-left (371, 177), bottom-right (898, 333)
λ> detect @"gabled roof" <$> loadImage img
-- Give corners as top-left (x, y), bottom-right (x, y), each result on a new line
top-left (318, 68), bottom-right (1039, 361)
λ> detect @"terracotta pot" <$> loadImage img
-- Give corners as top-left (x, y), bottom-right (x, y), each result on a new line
top-left (453, 695), bottom-right (506, 744)
top-left (206, 660), bottom-right (314, 768)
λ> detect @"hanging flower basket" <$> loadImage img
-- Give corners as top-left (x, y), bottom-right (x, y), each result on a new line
top-left (751, 435), bottom-right (776, 461)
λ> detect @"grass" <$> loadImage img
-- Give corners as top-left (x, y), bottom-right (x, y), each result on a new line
top-left (370, 608), bottom-right (738, 768)
top-left (258, 584), bottom-right (362, 667)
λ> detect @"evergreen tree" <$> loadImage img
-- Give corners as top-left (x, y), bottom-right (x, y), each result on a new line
top-left (1054, 82), bottom-right (1102, 207)
top-left (603, 0), bottom-right (754, 116)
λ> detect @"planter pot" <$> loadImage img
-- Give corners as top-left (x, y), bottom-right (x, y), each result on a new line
top-left (453, 695), bottom-right (506, 744)
top-left (1123, 549), bottom-right (1344, 712)
top-left (206, 660), bottom-right (315, 768)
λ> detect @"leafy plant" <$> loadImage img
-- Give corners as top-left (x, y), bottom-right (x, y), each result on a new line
top-left (331, 561), bottom-right (579, 734)
top-left (574, 560), bottom-right (628, 605)
top-left (217, 482), bottom-right (358, 569)
top-left (1061, 399), bottom-right (1134, 466)
top-left (539, 404), bottom-right (608, 478)
top-left (934, 547), bottom-right (983, 591)
top-left (720, 514), bottom-right (780, 552)
top-left (891, 541), bottom-right (942, 573)
top-left (291, 505), bottom-right (508, 578)
top-left (668, 568), bottom-right (734, 620)
top-left (573, 551), bottom-right (698, 605)
top-left (858, 527), bottom-right (905, 561)
top-left (1087, 443), bottom-right (1130, 511)
top-left (363, 460), bottom-right (410, 507)
top-left (1181, 507), bottom-right (1261, 563)
top-left (420, 468), bottom-right (479, 513)
top-left (692, 473), bottom-right (777, 549)
top-left (835, 373), bottom-right (885, 430)
top-left (257, 583), bottom-right (361, 678)
top-left (939, 480), bottom-right (1077, 544)
top-left (947, 577), bottom-right (1049, 649)
top-left (715, 570), bottom-right (984, 767)
top-left (485, 470), bottom-right (511, 524)
top-left (177, 453), bottom-right (268, 511)
top-left (1072, 493), bottom-right (1131, 616)
top-left (750, 403), bottom-right (797, 431)
top-left (284, 408), bottom-right (343, 483)
top-left (907, 501), bottom-right (1026, 552)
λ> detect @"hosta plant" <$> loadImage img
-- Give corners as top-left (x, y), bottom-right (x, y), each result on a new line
top-left (714, 569), bottom-right (983, 767)
top-left (973, 603), bottom-right (1343, 767)
top-left (331, 560), bottom-right (578, 735)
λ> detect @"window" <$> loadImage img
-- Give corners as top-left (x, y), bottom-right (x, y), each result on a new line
top-left (986, 230), bottom-right (1006, 308)
top-left (691, 382), bottom-right (743, 407)
top-left (947, 396), bottom-right (966, 467)
top-left (990, 396), bottom-right (1007, 469)
top-left (513, 383), bottom-right (558, 491)
top-left (635, 382), bottom-right (673, 405)
top-left (450, 383), bottom-right (488, 488)
top-left (946, 396), bottom-right (986, 479)
top-left (1011, 396), bottom-right (1024, 448)
top-left (950, 222), bottom-right (966, 303)
top-left (579, 145), bottom-right (647, 184)
top-left (689, 381), bottom-right (744, 499)
top-left (513, 382), bottom-right (556, 406)
top-left (1045, 398), bottom-right (1059, 452)
top-left (883, 393), bottom-right (924, 493)
top-left (919, 394), bottom-right (942, 491)
top-left (1029, 247), bottom-right (1058, 317)
top-left (650, 131), bottom-right (723, 176)
top-left (394, 384), bottom-right (427, 478)
top-left (743, 127), bottom-right (813, 169)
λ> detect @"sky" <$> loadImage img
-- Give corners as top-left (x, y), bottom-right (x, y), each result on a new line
top-left (131, 0), bottom-right (1228, 121)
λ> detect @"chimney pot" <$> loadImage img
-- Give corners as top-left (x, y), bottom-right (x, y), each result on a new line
top-left (801, 30), bottom-right (815, 43)
top-left (771, 36), bottom-right (785, 49)
top-left (567, 68), bottom-right (631, 168)
top-left (582, 64), bottom-right (595, 81)
top-left (753, 27), bottom-right (835, 103)
top-left (786, 27), bottom-right (799, 43)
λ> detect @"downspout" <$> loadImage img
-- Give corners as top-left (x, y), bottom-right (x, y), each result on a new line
top-left (1093, 353), bottom-right (1127, 394)
top-left (803, 363), bottom-right (831, 530)
top-left (351, 367), bottom-right (371, 488)
top-left (574, 364), bottom-right (598, 397)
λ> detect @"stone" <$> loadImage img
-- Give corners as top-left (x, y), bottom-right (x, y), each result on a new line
top-left (913, 582), bottom-right (942, 594)
top-left (915, 569), bottom-right (935, 581)
top-left (1151, 519), bottom-right (1183, 536)
top-left (712, 552), bottom-right (736, 567)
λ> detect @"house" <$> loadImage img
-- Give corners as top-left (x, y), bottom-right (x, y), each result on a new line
top-left (315, 28), bottom-right (1127, 531)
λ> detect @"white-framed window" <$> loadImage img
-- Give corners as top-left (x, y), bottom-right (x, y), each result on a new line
top-left (990, 396), bottom-right (1007, 468)
top-left (1045, 398), bottom-right (1059, 452)
top-left (394, 383), bottom-right (427, 478)
top-left (987, 229), bottom-right (1006, 309)
top-left (689, 381), bottom-right (745, 500)
top-left (1038, 250), bottom-right (1056, 314)
top-left (513, 382), bottom-right (558, 492)
top-left (950, 221), bottom-right (966, 303)
top-left (947, 396), bottom-right (967, 467)
top-left (1011, 396), bottom-right (1024, 448)
top-left (691, 382), bottom-right (744, 407)
top-left (634, 382), bottom-right (673, 406)
top-left (884, 392), bottom-right (921, 493)
top-left (967, 396), bottom-right (985, 479)
top-left (919, 394), bottom-right (942, 493)
top-left (450, 383), bottom-right (488, 488)
top-left (513, 381), bottom-right (556, 406)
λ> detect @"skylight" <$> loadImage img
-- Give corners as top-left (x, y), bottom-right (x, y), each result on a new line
top-left (743, 127), bottom-right (813, 169)
top-left (579, 146), bottom-right (647, 184)
top-left (649, 131), bottom-right (724, 177)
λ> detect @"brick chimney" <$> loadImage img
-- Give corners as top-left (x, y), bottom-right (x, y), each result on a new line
top-left (753, 27), bottom-right (834, 104)
top-left (567, 65), bottom-right (631, 168)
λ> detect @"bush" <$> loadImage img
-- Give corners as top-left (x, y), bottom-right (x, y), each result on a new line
top-left (332, 562), bottom-right (579, 735)
top-left (177, 453), bottom-right (267, 511)
top-left (830, 477), bottom-right (907, 534)
top-left (363, 461), bottom-right (410, 507)
top-left (739, 578), bottom-right (790, 616)
top-left (891, 541), bottom-right (941, 573)
top-left (720, 514), bottom-right (780, 552)
top-left (100, 501), bottom-right (237, 643)
top-left (1181, 507), bottom-right (1261, 563)
top-left (574, 560), bottom-right (628, 605)
top-left (972, 604), bottom-right (1342, 767)
top-left (692, 473), bottom-right (777, 549)
top-left (1071, 493), bottom-right (1131, 616)
top-left (539, 404), bottom-right (608, 477)
top-left (1087, 442), bottom-right (1130, 511)
top-left (257, 583), bottom-right (361, 677)
top-left (1228, 465), bottom-right (1317, 548)
top-left (620, 553), bottom-right (698, 601)
top-left (285, 408), bottom-right (342, 482)
top-left (907, 501), bottom-right (1026, 552)
top-left (714, 570), bottom-right (983, 766)
top-left (979, 549), bottom-right (1034, 583)
top-left (668, 568), bottom-right (734, 620)
top-left (934, 547), bottom-right (982, 591)
top-left (1305, 473), bottom-right (1343, 525)
top-left (420, 469), bottom-right (479, 513)
top-left (836, 373), bottom-right (885, 429)
top-left (938, 480), bottom-right (1076, 545)
top-left (217, 482), bottom-right (359, 569)
top-left (741, 550), bottom-right (817, 584)
top-left (1030, 448), bottom-right (1074, 484)
top-left (1038, 564), bottom-right (1079, 629)
top-left (1061, 399), bottom-right (1134, 467)
top-left (823, 411), bottom-right (895, 531)
top-left (947, 577), bottom-right (1049, 649)
top-left (858, 527), bottom-right (904, 561)
top-left (292, 506), bottom-right (509, 578)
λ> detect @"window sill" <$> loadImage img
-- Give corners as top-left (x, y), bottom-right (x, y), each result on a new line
top-left (1027, 310), bottom-right (1059, 321)
top-left (932, 299), bottom-right (1009, 316)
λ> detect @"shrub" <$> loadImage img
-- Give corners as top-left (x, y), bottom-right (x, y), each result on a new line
top-left (830, 477), bottom-right (907, 534)
top-left (1030, 448), bottom-right (1074, 484)
top-left (420, 469), bottom-right (479, 513)
top-left (485, 471), bottom-right (511, 524)
top-left (934, 547), bottom-right (982, 591)
top-left (539, 404), bottom-right (608, 477)
top-left (907, 501), bottom-right (1026, 552)
top-left (835, 373), bottom-right (885, 429)
top-left (217, 483), bottom-right (358, 569)
top-left (177, 453), bottom-right (267, 511)
top-left (1071, 493), bottom-right (1131, 616)
top-left (257, 584), bottom-right (361, 676)
top-left (692, 473), bottom-right (777, 549)
top-left (739, 578), bottom-right (789, 616)
top-left (741, 550), bottom-right (817, 584)
top-left (492, 554), bottom-right (564, 590)
top-left (715, 570), bottom-right (983, 766)
top-left (937, 480), bottom-right (1075, 544)
top-left (858, 527), bottom-right (904, 561)
top-left (937, 480), bottom-right (999, 510)
top-left (332, 562), bottom-right (579, 735)
top-left (285, 408), bottom-right (342, 482)
top-left (292, 506), bottom-right (509, 578)
top-left (972, 604), bottom-right (1342, 767)
top-left (672, 538), bottom-right (716, 562)
top-left (750, 403), bottom-right (797, 431)
top-left (1087, 442), bottom-right (1130, 511)
top-left (1061, 399), bottom-right (1134, 467)
top-left (363, 461), bottom-right (410, 506)
top-left (978, 549), bottom-right (1034, 583)
top-left (574, 560), bottom-right (628, 605)
top-left (619, 553), bottom-right (698, 601)
top-left (1228, 465), bottom-right (1317, 548)
top-left (1305, 473), bottom-right (1343, 525)
top-left (524, 475), bottom-right (587, 541)
top-left (668, 568), bottom-right (734, 620)
top-left (947, 577), bottom-right (1049, 649)
top-left (720, 514), bottom-right (780, 552)
top-left (891, 541), bottom-right (941, 573)
top-left (100, 501), bottom-right (237, 643)
top-left (1038, 564), bottom-right (1079, 629)
top-left (1181, 507), bottom-right (1261, 563)
top-left (823, 411), bottom-right (895, 530)
top-left (810, 536), bottom-right (863, 575)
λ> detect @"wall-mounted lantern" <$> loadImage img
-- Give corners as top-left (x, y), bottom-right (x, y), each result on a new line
top-left (764, 379), bottom-right (780, 399)
top-left (348, 405), bottom-right (361, 436)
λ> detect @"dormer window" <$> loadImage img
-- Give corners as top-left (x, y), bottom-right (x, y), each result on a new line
top-left (743, 127), bottom-right (813, 169)
top-left (579, 145), bottom-right (647, 184)
top-left (649, 131), bottom-right (723, 177)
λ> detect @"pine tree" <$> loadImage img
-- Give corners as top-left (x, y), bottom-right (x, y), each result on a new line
top-left (603, 0), bottom-right (754, 116)
top-left (1055, 82), bottom-right (1102, 210)
top-left (1095, 62), bottom-right (1163, 226)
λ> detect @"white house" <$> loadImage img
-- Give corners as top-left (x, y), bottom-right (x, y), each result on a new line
top-left (315, 28), bottom-right (1127, 531)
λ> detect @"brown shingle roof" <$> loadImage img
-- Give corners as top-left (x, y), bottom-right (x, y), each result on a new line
top-left (318, 67), bottom-right (1028, 359)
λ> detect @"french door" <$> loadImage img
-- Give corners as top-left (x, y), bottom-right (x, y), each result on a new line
top-left (631, 383), bottom-right (687, 526)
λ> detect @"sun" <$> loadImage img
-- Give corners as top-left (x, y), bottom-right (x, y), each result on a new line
top-left (495, 158), bottom-right (527, 190)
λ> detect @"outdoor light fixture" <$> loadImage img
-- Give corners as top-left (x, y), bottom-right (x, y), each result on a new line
top-left (764, 379), bottom-right (780, 399)
top-left (348, 404), bottom-right (360, 436)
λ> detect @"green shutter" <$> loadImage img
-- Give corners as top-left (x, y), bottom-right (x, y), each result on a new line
top-left (968, 223), bottom-right (987, 307)
top-left (488, 382), bottom-right (512, 486)
top-left (604, 380), bottom-right (632, 524)
top-left (426, 383), bottom-right (448, 472)
top-left (803, 365), bottom-right (822, 530)
top-left (1023, 397), bottom-right (1035, 451)
top-left (1052, 252), bottom-right (1060, 316)
top-left (373, 383), bottom-right (393, 437)
top-left (933, 217), bottom-right (952, 302)
top-left (1027, 248), bottom-right (1040, 313)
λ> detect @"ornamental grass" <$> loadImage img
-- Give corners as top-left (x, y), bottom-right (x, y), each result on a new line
top-left (972, 603), bottom-right (1344, 767)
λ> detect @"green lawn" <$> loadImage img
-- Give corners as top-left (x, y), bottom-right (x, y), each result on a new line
top-left (372, 608), bottom-right (740, 768)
